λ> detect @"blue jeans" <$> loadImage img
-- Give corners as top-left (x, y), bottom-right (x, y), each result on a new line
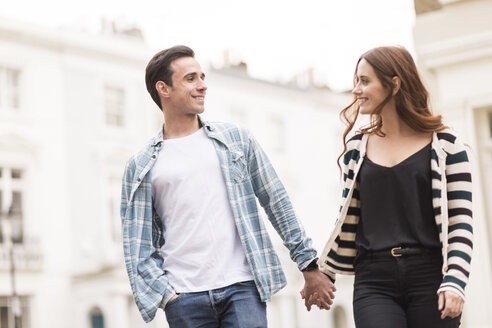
top-left (164, 280), bottom-right (267, 328)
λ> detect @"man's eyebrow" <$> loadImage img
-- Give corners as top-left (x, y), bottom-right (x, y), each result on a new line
top-left (183, 72), bottom-right (206, 79)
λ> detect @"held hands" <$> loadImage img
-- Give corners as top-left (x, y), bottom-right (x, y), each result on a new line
top-left (438, 291), bottom-right (463, 319)
top-left (300, 270), bottom-right (336, 311)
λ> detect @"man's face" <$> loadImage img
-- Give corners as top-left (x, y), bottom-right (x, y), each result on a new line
top-left (166, 56), bottom-right (207, 115)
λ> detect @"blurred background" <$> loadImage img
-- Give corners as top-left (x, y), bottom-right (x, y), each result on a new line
top-left (0, 0), bottom-right (491, 327)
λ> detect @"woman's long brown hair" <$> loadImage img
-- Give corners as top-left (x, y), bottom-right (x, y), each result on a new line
top-left (337, 46), bottom-right (446, 173)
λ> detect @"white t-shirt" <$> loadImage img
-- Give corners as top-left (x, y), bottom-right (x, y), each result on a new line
top-left (151, 128), bottom-right (253, 292)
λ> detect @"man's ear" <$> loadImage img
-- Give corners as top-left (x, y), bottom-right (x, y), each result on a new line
top-left (392, 76), bottom-right (401, 96)
top-left (156, 81), bottom-right (170, 98)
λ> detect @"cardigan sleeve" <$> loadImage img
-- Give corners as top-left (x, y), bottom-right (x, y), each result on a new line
top-left (318, 133), bottom-right (364, 281)
top-left (437, 138), bottom-right (473, 300)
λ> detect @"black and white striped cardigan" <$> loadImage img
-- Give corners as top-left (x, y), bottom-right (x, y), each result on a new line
top-left (318, 128), bottom-right (473, 299)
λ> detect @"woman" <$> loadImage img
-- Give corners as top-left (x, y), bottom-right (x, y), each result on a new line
top-left (316, 46), bottom-right (473, 327)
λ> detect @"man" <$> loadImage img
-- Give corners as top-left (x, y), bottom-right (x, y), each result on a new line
top-left (120, 45), bottom-right (335, 327)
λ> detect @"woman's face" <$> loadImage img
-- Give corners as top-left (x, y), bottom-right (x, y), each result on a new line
top-left (352, 59), bottom-right (389, 115)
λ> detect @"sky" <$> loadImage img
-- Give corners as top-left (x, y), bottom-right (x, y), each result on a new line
top-left (1, 0), bottom-right (416, 91)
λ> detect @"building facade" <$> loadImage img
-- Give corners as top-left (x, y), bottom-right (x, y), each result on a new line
top-left (414, 0), bottom-right (492, 327)
top-left (0, 17), bottom-right (355, 328)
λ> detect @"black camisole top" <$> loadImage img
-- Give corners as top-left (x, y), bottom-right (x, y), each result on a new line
top-left (355, 142), bottom-right (441, 252)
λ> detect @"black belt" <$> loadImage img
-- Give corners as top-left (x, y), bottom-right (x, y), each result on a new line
top-left (362, 247), bottom-right (441, 260)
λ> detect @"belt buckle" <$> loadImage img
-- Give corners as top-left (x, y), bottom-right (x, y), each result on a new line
top-left (391, 247), bottom-right (402, 257)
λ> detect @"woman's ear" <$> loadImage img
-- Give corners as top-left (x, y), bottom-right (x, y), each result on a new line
top-left (392, 76), bottom-right (401, 96)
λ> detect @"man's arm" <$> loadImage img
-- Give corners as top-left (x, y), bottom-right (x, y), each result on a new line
top-left (120, 158), bottom-right (176, 322)
top-left (244, 131), bottom-right (336, 308)
top-left (245, 131), bottom-right (314, 266)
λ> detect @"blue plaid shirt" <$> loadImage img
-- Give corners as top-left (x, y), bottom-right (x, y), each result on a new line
top-left (121, 117), bottom-right (317, 322)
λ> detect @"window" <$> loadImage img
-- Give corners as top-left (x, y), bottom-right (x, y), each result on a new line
top-left (0, 67), bottom-right (20, 110)
top-left (104, 86), bottom-right (125, 127)
top-left (11, 192), bottom-right (23, 244)
top-left (0, 296), bottom-right (29, 328)
top-left (89, 307), bottom-right (105, 328)
top-left (0, 167), bottom-right (24, 244)
top-left (11, 170), bottom-right (22, 179)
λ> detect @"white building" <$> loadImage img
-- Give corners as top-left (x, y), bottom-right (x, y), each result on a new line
top-left (0, 17), bottom-right (354, 328)
top-left (414, 0), bottom-right (492, 327)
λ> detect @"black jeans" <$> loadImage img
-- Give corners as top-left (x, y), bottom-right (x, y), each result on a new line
top-left (353, 249), bottom-right (461, 328)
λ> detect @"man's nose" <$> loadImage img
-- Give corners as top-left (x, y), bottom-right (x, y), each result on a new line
top-left (198, 79), bottom-right (207, 91)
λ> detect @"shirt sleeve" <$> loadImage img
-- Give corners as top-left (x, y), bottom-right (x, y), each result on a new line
top-left (120, 157), bottom-right (176, 322)
top-left (245, 130), bottom-right (317, 270)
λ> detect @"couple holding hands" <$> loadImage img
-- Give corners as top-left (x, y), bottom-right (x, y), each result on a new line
top-left (121, 45), bottom-right (472, 328)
